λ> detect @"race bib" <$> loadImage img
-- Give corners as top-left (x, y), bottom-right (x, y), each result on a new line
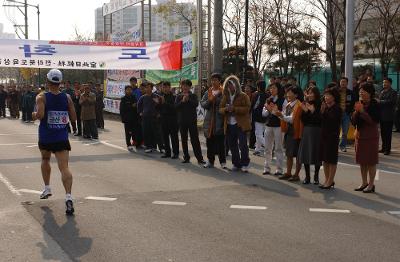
top-left (48, 111), bottom-right (69, 129)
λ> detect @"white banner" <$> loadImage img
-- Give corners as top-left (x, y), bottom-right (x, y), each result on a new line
top-left (0, 39), bottom-right (182, 71)
top-left (104, 98), bottom-right (121, 114)
top-left (111, 25), bottom-right (141, 42)
top-left (105, 80), bottom-right (130, 98)
top-left (103, 0), bottom-right (143, 16)
top-left (178, 34), bottom-right (196, 59)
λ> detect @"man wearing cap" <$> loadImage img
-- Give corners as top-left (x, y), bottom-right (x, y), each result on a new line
top-left (32, 69), bottom-right (77, 215)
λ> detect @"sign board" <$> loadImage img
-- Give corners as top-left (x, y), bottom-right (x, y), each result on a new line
top-left (145, 62), bottom-right (198, 87)
top-left (104, 97), bottom-right (121, 114)
top-left (0, 39), bottom-right (183, 71)
top-left (111, 25), bottom-right (142, 42)
top-left (103, 0), bottom-right (143, 16)
top-left (105, 80), bottom-right (130, 98)
top-left (178, 34), bottom-right (197, 59)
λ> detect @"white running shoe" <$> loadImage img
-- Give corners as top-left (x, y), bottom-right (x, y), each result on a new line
top-left (241, 166), bottom-right (249, 173)
top-left (145, 148), bottom-right (153, 153)
top-left (203, 161), bottom-right (214, 168)
top-left (221, 163), bottom-right (227, 169)
top-left (40, 188), bottom-right (52, 199)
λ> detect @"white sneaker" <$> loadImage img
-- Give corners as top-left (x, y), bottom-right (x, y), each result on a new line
top-left (231, 166), bottom-right (241, 172)
top-left (241, 166), bottom-right (249, 173)
top-left (145, 148), bottom-right (153, 153)
top-left (40, 188), bottom-right (52, 199)
top-left (127, 146), bottom-right (134, 152)
top-left (221, 163), bottom-right (227, 169)
top-left (203, 161), bottom-right (214, 168)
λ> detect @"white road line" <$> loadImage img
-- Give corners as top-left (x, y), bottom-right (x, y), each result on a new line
top-left (309, 208), bottom-right (351, 213)
top-left (338, 161), bottom-right (400, 176)
top-left (0, 143), bottom-right (36, 146)
top-left (85, 196), bottom-right (117, 201)
top-left (387, 211), bottom-right (400, 215)
top-left (230, 205), bottom-right (267, 210)
top-left (84, 142), bottom-right (101, 146)
top-left (0, 172), bottom-right (21, 196)
top-left (26, 144), bottom-right (38, 148)
top-left (0, 133), bottom-right (36, 136)
top-left (99, 141), bottom-right (128, 151)
top-left (152, 201), bottom-right (187, 206)
top-left (18, 189), bottom-right (42, 195)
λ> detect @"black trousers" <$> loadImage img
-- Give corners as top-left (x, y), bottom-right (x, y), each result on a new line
top-left (180, 121), bottom-right (203, 162)
top-left (96, 108), bottom-right (104, 128)
top-left (395, 110), bottom-right (400, 131)
top-left (0, 105), bottom-right (5, 117)
top-left (249, 120), bottom-right (256, 149)
top-left (83, 119), bottom-right (98, 138)
top-left (23, 109), bottom-right (33, 121)
top-left (162, 117), bottom-right (179, 156)
top-left (206, 134), bottom-right (226, 165)
top-left (142, 116), bottom-right (157, 149)
top-left (380, 121), bottom-right (393, 153)
top-left (21, 108), bottom-right (26, 121)
top-left (76, 109), bottom-right (82, 135)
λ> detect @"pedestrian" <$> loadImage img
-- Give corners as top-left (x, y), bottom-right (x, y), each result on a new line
top-left (8, 85), bottom-right (20, 118)
top-left (219, 75), bottom-right (251, 172)
top-left (0, 85), bottom-right (7, 117)
top-left (32, 69), bottom-right (77, 215)
top-left (129, 77), bottom-right (143, 147)
top-left (275, 86), bottom-right (303, 181)
top-left (201, 73), bottom-right (226, 169)
top-left (72, 82), bottom-right (82, 136)
top-left (262, 83), bottom-right (285, 176)
top-left (137, 82), bottom-right (162, 153)
top-left (79, 84), bottom-right (98, 140)
top-left (62, 81), bottom-right (77, 134)
top-left (378, 78), bottom-right (397, 155)
top-left (352, 83), bottom-right (380, 193)
top-left (120, 85), bottom-right (139, 151)
top-left (22, 85), bottom-right (36, 123)
top-left (160, 81), bottom-right (179, 159)
top-left (252, 81), bottom-right (268, 156)
top-left (319, 87), bottom-right (342, 189)
top-left (245, 84), bottom-right (256, 150)
top-left (297, 87), bottom-right (322, 185)
top-left (338, 77), bottom-right (355, 152)
top-left (395, 94), bottom-right (400, 132)
top-left (20, 86), bottom-right (27, 121)
top-left (175, 79), bottom-right (205, 164)
top-left (95, 83), bottom-right (105, 129)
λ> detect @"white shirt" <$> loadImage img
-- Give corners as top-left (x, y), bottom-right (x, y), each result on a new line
top-left (280, 100), bottom-right (297, 124)
top-left (262, 96), bottom-right (278, 117)
top-left (228, 94), bottom-right (237, 125)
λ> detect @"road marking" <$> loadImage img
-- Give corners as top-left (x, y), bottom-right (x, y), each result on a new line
top-left (26, 144), bottom-right (38, 148)
top-left (99, 141), bottom-right (128, 151)
top-left (84, 141), bottom-right (101, 146)
top-left (18, 189), bottom-right (42, 195)
top-left (230, 205), bottom-right (267, 210)
top-left (0, 172), bottom-right (21, 196)
top-left (388, 211), bottom-right (400, 215)
top-left (85, 196), bottom-right (117, 201)
top-left (152, 201), bottom-right (187, 206)
top-left (0, 142), bottom-right (36, 146)
top-left (338, 161), bottom-right (400, 176)
top-left (0, 133), bottom-right (36, 136)
top-left (309, 208), bottom-right (350, 213)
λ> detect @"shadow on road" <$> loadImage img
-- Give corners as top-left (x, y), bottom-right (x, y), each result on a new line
top-left (37, 206), bottom-right (92, 262)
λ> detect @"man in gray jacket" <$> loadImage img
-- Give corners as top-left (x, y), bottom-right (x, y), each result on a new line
top-left (379, 78), bottom-right (398, 155)
top-left (201, 73), bottom-right (226, 169)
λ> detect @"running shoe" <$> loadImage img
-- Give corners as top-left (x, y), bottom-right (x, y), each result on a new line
top-left (40, 188), bottom-right (52, 199)
top-left (65, 200), bottom-right (75, 215)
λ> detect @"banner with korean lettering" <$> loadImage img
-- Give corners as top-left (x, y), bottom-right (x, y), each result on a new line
top-left (104, 98), bottom-right (121, 114)
top-left (178, 34), bottom-right (197, 59)
top-left (0, 39), bottom-right (182, 71)
top-left (105, 80), bottom-right (129, 98)
top-left (103, 0), bottom-right (143, 16)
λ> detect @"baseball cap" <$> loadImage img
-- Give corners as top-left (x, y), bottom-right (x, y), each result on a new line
top-left (47, 69), bottom-right (63, 84)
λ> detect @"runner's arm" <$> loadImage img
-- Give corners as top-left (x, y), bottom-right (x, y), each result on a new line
top-left (32, 94), bottom-right (45, 121)
top-left (67, 94), bottom-right (77, 122)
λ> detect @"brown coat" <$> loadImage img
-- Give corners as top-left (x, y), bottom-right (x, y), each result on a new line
top-left (79, 92), bottom-right (96, 120)
top-left (219, 75), bottom-right (251, 134)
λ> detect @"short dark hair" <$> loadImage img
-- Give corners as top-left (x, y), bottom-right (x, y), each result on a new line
top-left (211, 73), bottom-right (223, 82)
top-left (326, 82), bottom-right (338, 90)
top-left (130, 77), bottom-right (137, 82)
top-left (340, 77), bottom-right (349, 82)
top-left (286, 86), bottom-right (302, 97)
top-left (324, 87), bottom-right (340, 103)
top-left (181, 79), bottom-right (192, 87)
top-left (163, 81), bottom-right (171, 87)
top-left (256, 80), bottom-right (266, 92)
top-left (125, 85), bottom-right (132, 91)
top-left (384, 78), bottom-right (393, 84)
top-left (360, 82), bottom-right (375, 98)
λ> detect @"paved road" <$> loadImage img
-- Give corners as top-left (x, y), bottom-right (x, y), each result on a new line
top-left (0, 117), bottom-right (399, 262)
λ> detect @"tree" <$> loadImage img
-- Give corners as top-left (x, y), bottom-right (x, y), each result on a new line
top-left (362, 0), bottom-right (400, 78)
top-left (154, 0), bottom-right (197, 35)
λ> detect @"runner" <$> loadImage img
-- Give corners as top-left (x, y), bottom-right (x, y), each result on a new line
top-left (32, 69), bottom-right (77, 215)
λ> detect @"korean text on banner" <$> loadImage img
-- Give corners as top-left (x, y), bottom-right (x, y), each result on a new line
top-left (178, 34), bottom-right (197, 59)
top-left (104, 98), bottom-right (121, 114)
top-left (103, 0), bottom-right (143, 16)
top-left (105, 80), bottom-right (130, 99)
top-left (145, 62), bottom-right (198, 87)
top-left (0, 39), bottom-right (182, 71)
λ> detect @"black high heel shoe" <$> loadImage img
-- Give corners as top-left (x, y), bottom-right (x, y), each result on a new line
top-left (319, 182), bottom-right (335, 190)
top-left (363, 185), bottom-right (375, 193)
top-left (354, 184), bottom-right (368, 191)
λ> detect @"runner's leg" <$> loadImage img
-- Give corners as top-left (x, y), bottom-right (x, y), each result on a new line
top-left (40, 150), bottom-right (52, 186)
top-left (54, 151), bottom-right (73, 194)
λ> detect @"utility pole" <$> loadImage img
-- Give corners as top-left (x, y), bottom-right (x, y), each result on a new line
top-left (345, 0), bottom-right (355, 90)
top-left (213, 0), bottom-right (223, 73)
top-left (24, 0), bottom-right (28, 38)
top-left (243, 0), bottom-right (249, 84)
